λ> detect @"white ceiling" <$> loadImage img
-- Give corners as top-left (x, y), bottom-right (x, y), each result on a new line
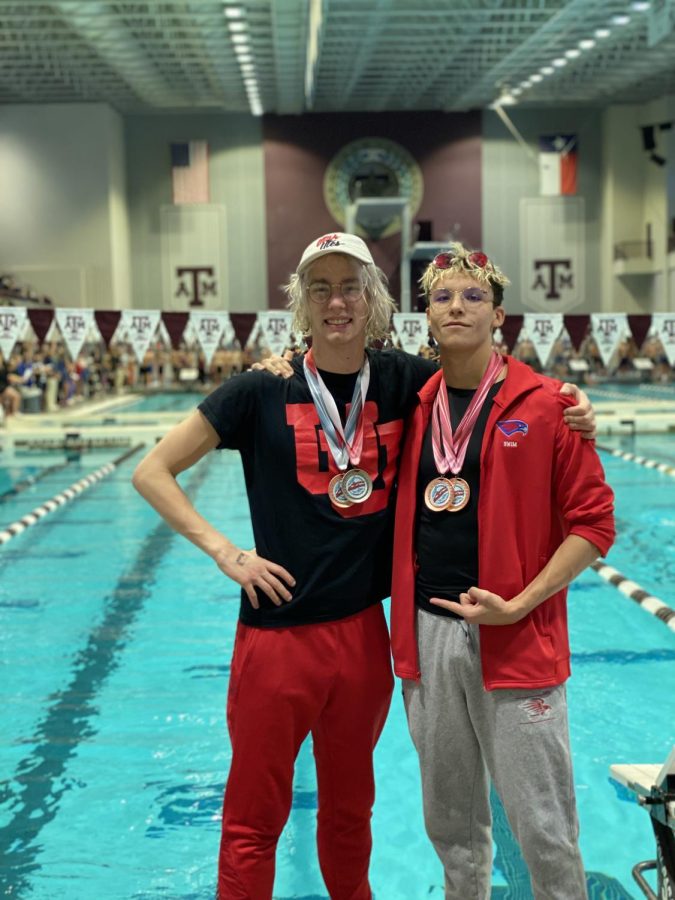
top-left (1, 0), bottom-right (674, 115)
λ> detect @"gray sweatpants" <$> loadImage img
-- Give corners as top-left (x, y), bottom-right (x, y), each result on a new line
top-left (402, 609), bottom-right (587, 900)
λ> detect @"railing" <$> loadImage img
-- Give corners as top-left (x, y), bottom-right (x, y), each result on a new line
top-left (613, 240), bottom-right (653, 261)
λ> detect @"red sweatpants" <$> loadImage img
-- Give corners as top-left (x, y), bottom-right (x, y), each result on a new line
top-left (217, 602), bottom-right (394, 900)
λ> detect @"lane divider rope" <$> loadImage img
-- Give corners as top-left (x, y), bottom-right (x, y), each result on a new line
top-left (0, 444), bottom-right (144, 546)
top-left (591, 560), bottom-right (675, 633)
top-left (598, 444), bottom-right (675, 477)
top-left (0, 460), bottom-right (72, 502)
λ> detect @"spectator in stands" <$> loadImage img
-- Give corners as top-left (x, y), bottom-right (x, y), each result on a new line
top-left (0, 351), bottom-right (22, 419)
top-left (14, 345), bottom-right (37, 387)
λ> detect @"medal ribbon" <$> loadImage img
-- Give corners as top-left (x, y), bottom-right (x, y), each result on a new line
top-left (303, 349), bottom-right (370, 471)
top-left (432, 351), bottom-right (503, 475)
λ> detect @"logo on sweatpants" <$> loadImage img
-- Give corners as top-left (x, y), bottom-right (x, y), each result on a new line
top-left (518, 696), bottom-right (553, 723)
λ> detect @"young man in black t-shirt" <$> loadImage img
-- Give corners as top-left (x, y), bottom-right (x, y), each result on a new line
top-left (132, 232), bottom-right (594, 899)
top-left (133, 233), bottom-right (438, 899)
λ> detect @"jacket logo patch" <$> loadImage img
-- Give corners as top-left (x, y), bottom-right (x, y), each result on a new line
top-left (497, 419), bottom-right (528, 437)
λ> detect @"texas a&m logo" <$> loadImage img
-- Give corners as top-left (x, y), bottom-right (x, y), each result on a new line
top-left (0, 312), bottom-right (19, 337)
top-left (595, 317), bottom-right (618, 340)
top-left (175, 266), bottom-right (217, 307)
top-left (531, 259), bottom-right (573, 300)
top-left (198, 316), bottom-right (220, 338)
top-left (264, 317), bottom-right (289, 337)
top-left (401, 318), bottom-right (422, 339)
top-left (531, 318), bottom-right (554, 339)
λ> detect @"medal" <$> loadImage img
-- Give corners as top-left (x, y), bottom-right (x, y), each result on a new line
top-left (341, 468), bottom-right (373, 504)
top-left (447, 476), bottom-right (470, 512)
top-left (328, 473), bottom-right (352, 508)
top-left (424, 476), bottom-right (454, 511)
top-left (303, 350), bottom-right (375, 507)
top-left (427, 351), bottom-right (503, 510)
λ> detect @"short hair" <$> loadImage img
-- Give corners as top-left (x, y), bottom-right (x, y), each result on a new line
top-left (284, 255), bottom-right (396, 343)
top-left (419, 241), bottom-right (509, 307)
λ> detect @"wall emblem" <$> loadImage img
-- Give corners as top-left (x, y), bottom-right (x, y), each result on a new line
top-left (323, 138), bottom-right (423, 239)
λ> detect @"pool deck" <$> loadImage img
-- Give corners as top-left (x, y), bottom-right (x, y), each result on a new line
top-left (1, 389), bottom-right (674, 452)
top-left (0, 393), bottom-right (190, 452)
top-left (593, 396), bottom-right (675, 436)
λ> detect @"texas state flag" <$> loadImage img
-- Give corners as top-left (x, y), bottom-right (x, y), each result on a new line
top-left (539, 134), bottom-right (578, 196)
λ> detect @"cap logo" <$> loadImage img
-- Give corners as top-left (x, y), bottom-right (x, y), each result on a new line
top-left (316, 234), bottom-right (342, 250)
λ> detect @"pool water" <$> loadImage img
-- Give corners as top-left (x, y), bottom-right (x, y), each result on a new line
top-left (585, 382), bottom-right (675, 400)
top-left (585, 381), bottom-right (675, 410)
top-left (0, 434), bottom-right (674, 899)
top-left (123, 392), bottom-right (207, 414)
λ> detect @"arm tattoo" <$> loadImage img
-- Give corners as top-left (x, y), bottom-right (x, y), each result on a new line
top-left (236, 552), bottom-right (247, 566)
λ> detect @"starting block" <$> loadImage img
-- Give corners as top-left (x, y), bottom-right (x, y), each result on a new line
top-left (609, 746), bottom-right (675, 899)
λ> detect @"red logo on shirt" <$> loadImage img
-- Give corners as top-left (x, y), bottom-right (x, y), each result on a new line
top-left (286, 400), bottom-right (403, 517)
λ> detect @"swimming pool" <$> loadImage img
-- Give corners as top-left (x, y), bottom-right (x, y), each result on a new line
top-left (585, 382), bottom-right (675, 404)
top-left (0, 434), bottom-right (674, 898)
top-left (122, 391), bottom-right (207, 414)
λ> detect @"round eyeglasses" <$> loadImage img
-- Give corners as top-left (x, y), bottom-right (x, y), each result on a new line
top-left (429, 287), bottom-right (491, 306)
top-left (307, 280), bottom-right (365, 304)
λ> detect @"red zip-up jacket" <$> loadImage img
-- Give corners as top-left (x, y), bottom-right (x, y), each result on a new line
top-left (390, 356), bottom-right (615, 690)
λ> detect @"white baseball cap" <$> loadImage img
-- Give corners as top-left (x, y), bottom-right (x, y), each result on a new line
top-left (297, 232), bottom-right (375, 273)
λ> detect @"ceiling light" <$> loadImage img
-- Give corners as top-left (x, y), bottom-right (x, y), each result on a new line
top-left (234, 47), bottom-right (252, 58)
top-left (224, 7), bottom-right (244, 17)
top-left (511, 87), bottom-right (523, 96)
top-left (611, 14), bottom-right (631, 24)
top-left (520, 79), bottom-right (532, 88)
top-left (490, 93), bottom-right (516, 108)
top-left (228, 22), bottom-right (247, 33)
top-left (595, 28), bottom-right (611, 38)
top-left (240, 62), bottom-right (255, 72)
top-left (579, 39), bottom-right (596, 49)
top-left (631, 1), bottom-right (650, 10)
top-left (540, 65), bottom-right (555, 75)
top-left (231, 34), bottom-right (249, 45)
top-left (565, 48), bottom-right (581, 58)
top-left (249, 99), bottom-right (263, 116)
top-left (530, 74), bottom-right (543, 83)
top-left (552, 58), bottom-right (568, 67)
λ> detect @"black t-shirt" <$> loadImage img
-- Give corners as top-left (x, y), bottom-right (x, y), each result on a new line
top-left (414, 381), bottom-right (503, 618)
top-left (199, 348), bottom-right (437, 627)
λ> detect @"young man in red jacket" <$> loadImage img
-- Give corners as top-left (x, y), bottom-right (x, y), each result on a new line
top-left (390, 244), bottom-right (615, 900)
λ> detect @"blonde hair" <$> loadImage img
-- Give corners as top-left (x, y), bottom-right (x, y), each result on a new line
top-left (283, 258), bottom-right (396, 343)
top-left (419, 241), bottom-right (510, 306)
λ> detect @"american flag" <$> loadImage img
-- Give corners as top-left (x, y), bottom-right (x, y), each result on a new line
top-left (170, 140), bottom-right (209, 204)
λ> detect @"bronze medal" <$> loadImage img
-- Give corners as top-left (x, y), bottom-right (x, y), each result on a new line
top-left (328, 473), bottom-right (352, 508)
top-left (341, 468), bottom-right (373, 503)
top-left (447, 477), bottom-right (470, 512)
top-left (424, 476), bottom-right (454, 512)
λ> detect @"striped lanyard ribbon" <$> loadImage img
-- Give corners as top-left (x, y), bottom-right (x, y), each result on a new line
top-left (303, 349), bottom-right (370, 471)
top-left (431, 351), bottom-right (503, 475)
